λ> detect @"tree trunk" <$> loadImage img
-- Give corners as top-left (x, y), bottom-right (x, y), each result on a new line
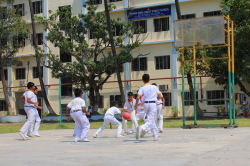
top-left (0, 39), bottom-right (12, 115)
top-left (28, 0), bottom-right (55, 114)
top-left (175, 0), bottom-right (182, 20)
top-left (88, 86), bottom-right (96, 110)
top-left (94, 87), bottom-right (100, 112)
top-left (104, 0), bottom-right (125, 104)
top-left (236, 79), bottom-right (250, 97)
top-left (187, 73), bottom-right (203, 117)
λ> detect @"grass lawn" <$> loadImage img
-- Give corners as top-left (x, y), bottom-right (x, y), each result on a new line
top-left (0, 117), bottom-right (249, 134)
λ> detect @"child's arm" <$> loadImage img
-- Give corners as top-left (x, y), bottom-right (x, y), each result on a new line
top-left (82, 107), bottom-right (87, 114)
top-left (21, 94), bottom-right (25, 102)
top-left (162, 97), bottom-right (165, 109)
top-left (66, 108), bottom-right (70, 121)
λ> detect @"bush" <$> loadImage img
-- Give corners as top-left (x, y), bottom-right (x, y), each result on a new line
top-left (102, 108), bottom-right (108, 114)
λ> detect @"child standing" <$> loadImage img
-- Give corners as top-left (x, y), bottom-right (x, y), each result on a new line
top-left (66, 89), bottom-right (90, 142)
top-left (135, 74), bottom-right (163, 141)
top-left (122, 92), bottom-right (138, 135)
top-left (93, 101), bottom-right (124, 138)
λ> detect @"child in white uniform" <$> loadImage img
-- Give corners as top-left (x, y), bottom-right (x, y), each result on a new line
top-left (93, 101), bottom-right (124, 138)
top-left (135, 74), bottom-right (163, 141)
top-left (66, 89), bottom-right (90, 142)
top-left (21, 86), bottom-right (43, 137)
top-left (152, 83), bottom-right (165, 133)
top-left (122, 92), bottom-right (138, 135)
top-left (19, 82), bottom-right (38, 140)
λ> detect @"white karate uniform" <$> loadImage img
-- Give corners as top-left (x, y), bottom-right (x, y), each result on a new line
top-left (20, 90), bottom-right (36, 134)
top-left (122, 99), bottom-right (138, 133)
top-left (156, 92), bottom-right (163, 131)
top-left (68, 97), bottom-right (90, 141)
top-left (95, 107), bottom-right (122, 136)
top-left (138, 83), bottom-right (160, 138)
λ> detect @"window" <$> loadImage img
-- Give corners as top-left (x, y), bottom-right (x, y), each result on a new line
top-left (16, 68), bottom-right (25, 80)
top-left (132, 57), bottom-right (147, 71)
top-left (99, 95), bottom-right (104, 108)
top-left (109, 0), bottom-right (122, 2)
top-left (90, 0), bottom-right (102, 5)
top-left (207, 90), bottom-right (225, 105)
top-left (236, 93), bottom-right (246, 104)
top-left (89, 30), bottom-right (96, 39)
top-left (155, 56), bottom-right (170, 70)
top-left (1, 7), bottom-right (7, 20)
top-left (60, 50), bottom-right (71, 63)
top-left (113, 25), bottom-right (123, 36)
top-left (61, 104), bottom-right (67, 115)
top-left (32, 33), bottom-right (43, 45)
top-left (134, 20), bottom-right (147, 34)
top-left (32, 1), bottom-right (43, 14)
top-left (204, 11), bottom-right (221, 17)
top-left (61, 77), bottom-right (72, 96)
top-left (163, 93), bottom-right (172, 106)
top-left (59, 6), bottom-right (71, 30)
top-left (33, 67), bottom-right (43, 78)
top-left (0, 100), bottom-right (7, 111)
top-left (13, 37), bottom-right (25, 48)
top-left (14, 4), bottom-right (25, 16)
top-left (183, 91), bottom-right (198, 106)
top-left (181, 14), bottom-right (195, 19)
top-left (110, 95), bottom-right (122, 108)
top-left (154, 17), bottom-right (169, 32)
top-left (0, 69), bottom-right (8, 81)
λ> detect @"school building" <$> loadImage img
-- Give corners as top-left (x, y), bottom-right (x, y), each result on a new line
top-left (0, 0), bottom-right (249, 118)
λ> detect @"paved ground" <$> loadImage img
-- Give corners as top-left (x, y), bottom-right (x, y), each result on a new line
top-left (0, 128), bottom-right (250, 166)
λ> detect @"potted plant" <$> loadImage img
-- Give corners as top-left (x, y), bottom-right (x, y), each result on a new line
top-left (171, 106), bottom-right (179, 117)
top-left (214, 106), bottom-right (225, 116)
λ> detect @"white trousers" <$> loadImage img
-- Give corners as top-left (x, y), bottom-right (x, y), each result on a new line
top-left (95, 115), bottom-right (122, 136)
top-left (70, 111), bottom-right (90, 140)
top-left (140, 103), bottom-right (159, 138)
top-left (20, 107), bottom-right (35, 134)
top-left (155, 104), bottom-right (163, 130)
top-left (26, 109), bottom-right (41, 135)
top-left (130, 111), bottom-right (146, 132)
top-left (122, 110), bottom-right (138, 133)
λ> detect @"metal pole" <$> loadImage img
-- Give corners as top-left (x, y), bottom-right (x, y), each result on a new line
top-left (193, 46), bottom-right (197, 125)
top-left (232, 21), bottom-right (235, 124)
top-left (59, 77), bottom-right (62, 126)
top-left (182, 48), bottom-right (185, 126)
top-left (227, 15), bottom-right (232, 126)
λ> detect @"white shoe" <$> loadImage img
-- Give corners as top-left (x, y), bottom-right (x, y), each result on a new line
top-left (147, 131), bottom-right (151, 134)
top-left (82, 139), bottom-right (90, 142)
top-left (116, 135), bottom-right (124, 138)
top-left (34, 134), bottom-right (41, 137)
top-left (159, 129), bottom-right (163, 133)
top-left (129, 131), bottom-right (133, 134)
top-left (27, 134), bottom-right (35, 138)
top-left (73, 134), bottom-right (76, 137)
top-left (123, 132), bottom-right (128, 136)
top-left (154, 137), bottom-right (159, 141)
top-left (93, 134), bottom-right (97, 138)
top-left (19, 132), bottom-right (26, 141)
top-left (140, 130), bottom-right (147, 138)
top-left (24, 134), bottom-right (30, 138)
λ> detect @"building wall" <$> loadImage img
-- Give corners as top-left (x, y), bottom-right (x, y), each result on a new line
top-left (1, 0), bottom-right (249, 118)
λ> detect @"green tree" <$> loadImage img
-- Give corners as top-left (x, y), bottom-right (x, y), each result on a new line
top-left (0, 3), bottom-right (28, 115)
top-left (36, 2), bottom-right (146, 111)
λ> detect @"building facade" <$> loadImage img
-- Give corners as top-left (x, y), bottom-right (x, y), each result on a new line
top-left (0, 0), bottom-right (249, 118)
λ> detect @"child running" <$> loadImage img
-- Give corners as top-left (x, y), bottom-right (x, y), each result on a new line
top-left (66, 88), bottom-right (90, 142)
top-left (122, 92), bottom-right (138, 135)
top-left (93, 101), bottom-right (124, 138)
top-left (135, 74), bottom-right (163, 141)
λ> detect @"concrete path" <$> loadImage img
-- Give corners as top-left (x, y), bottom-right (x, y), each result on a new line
top-left (0, 128), bottom-right (250, 166)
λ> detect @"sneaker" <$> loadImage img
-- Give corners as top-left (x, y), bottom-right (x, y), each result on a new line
top-left (19, 132), bottom-right (26, 141)
top-left (27, 134), bottom-right (35, 138)
top-left (24, 134), bottom-right (30, 138)
top-left (140, 130), bottom-right (147, 138)
top-left (82, 139), bottom-right (90, 142)
top-left (159, 129), bottom-right (163, 133)
top-left (93, 134), bottom-right (97, 138)
top-left (123, 132), bottom-right (128, 136)
top-left (153, 137), bottom-right (159, 141)
top-left (136, 126), bottom-right (141, 140)
top-left (116, 135), bottom-right (124, 138)
top-left (34, 134), bottom-right (41, 137)
top-left (129, 131), bottom-right (133, 134)
top-left (147, 131), bottom-right (151, 134)
top-left (73, 134), bottom-right (76, 137)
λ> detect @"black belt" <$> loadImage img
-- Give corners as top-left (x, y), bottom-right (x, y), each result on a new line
top-left (24, 106), bottom-right (34, 107)
top-left (144, 101), bottom-right (156, 103)
top-left (70, 110), bottom-right (82, 113)
top-left (157, 103), bottom-right (163, 105)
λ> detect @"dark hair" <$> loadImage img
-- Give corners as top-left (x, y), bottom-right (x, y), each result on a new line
top-left (111, 101), bottom-right (118, 107)
top-left (27, 82), bottom-right (35, 89)
top-left (128, 92), bottom-right (133, 96)
top-left (74, 88), bottom-right (83, 97)
top-left (34, 86), bottom-right (38, 90)
top-left (142, 74), bottom-right (150, 83)
top-left (152, 83), bottom-right (157, 86)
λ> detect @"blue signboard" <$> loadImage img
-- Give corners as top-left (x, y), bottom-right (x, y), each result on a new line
top-left (127, 5), bottom-right (171, 20)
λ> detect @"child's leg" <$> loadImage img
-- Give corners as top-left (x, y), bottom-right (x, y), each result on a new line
top-left (111, 117), bottom-right (122, 136)
top-left (71, 112), bottom-right (82, 140)
top-left (21, 107), bottom-right (35, 134)
top-left (79, 112), bottom-right (90, 140)
top-left (130, 111), bottom-right (138, 132)
top-left (122, 117), bottom-right (128, 133)
top-left (131, 113), bottom-right (140, 132)
top-left (158, 107), bottom-right (163, 131)
top-left (95, 118), bottom-right (111, 136)
top-left (33, 112), bottom-right (41, 135)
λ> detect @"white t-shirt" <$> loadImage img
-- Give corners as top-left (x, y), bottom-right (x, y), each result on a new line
top-left (156, 92), bottom-right (163, 105)
top-left (138, 84), bottom-right (160, 102)
top-left (123, 99), bottom-right (136, 112)
top-left (67, 97), bottom-right (86, 111)
top-left (105, 107), bottom-right (121, 116)
top-left (24, 90), bottom-right (36, 107)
